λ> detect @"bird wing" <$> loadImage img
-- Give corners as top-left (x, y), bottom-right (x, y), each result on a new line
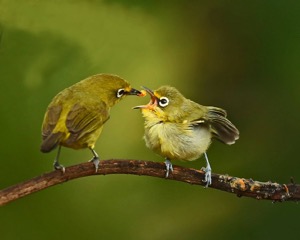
top-left (189, 105), bottom-right (239, 145)
top-left (42, 105), bottom-right (62, 139)
top-left (205, 106), bottom-right (239, 145)
top-left (40, 105), bottom-right (64, 152)
top-left (65, 101), bottom-right (110, 145)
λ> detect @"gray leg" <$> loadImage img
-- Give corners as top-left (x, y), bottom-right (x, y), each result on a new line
top-left (53, 145), bottom-right (65, 173)
top-left (203, 152), bottom-right (212, 187)
top-left (89, 148), bottom-right (100, 172)
top-left (164, 159), bottom-right (173, 178)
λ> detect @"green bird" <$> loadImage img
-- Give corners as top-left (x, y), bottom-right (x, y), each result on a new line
top-left (41, 73), bottom-right (142, 172)
top-left (134, 86), bottom-right (239, 186)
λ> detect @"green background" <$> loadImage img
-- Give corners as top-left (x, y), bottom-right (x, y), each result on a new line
top-left (1, 0), bottom-right (299, 239)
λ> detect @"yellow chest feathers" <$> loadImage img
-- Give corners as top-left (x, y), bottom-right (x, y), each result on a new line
top-left (143, 121), bottom-right (212, 161)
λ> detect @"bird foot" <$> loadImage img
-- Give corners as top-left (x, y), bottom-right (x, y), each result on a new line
top-left (201, 152), bottom-right (212, 187)
top-left (89, 157), bottom-right (100, 173)
top-left (201, 165), bottom-right (212, 187)
top-left (53, 161), bottom-right (65, 174)
top-left (164, 159), bottom-right (173, 178)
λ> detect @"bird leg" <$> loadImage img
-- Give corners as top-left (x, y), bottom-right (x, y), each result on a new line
top-left (53, 145), bottom-right (65, 173)
top-left (164, 159), bottom-right (173, 178)
top-left (89, 148), bottom-right (100, 173)
top-left (202, 152), bottom-right (212, 187)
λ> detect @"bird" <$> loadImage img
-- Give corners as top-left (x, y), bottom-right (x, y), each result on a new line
top-left (40, 73), bottom-right (142, 172)
top-left (133, 85), bottom-right (239, 186)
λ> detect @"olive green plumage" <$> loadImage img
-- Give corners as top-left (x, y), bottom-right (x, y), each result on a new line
top-left (134, 85), bottom-right (239, 185)
top-left (41, 73), bottom-right (141, 171)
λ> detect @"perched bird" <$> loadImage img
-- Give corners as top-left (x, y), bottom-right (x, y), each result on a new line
top-left (134, 86), bottom-right (239, 186)
top-left (41, 73), bottom-right (142, 172)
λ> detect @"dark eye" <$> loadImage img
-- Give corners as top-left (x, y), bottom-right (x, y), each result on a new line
top-left (159, 97), bottom-right (169, 107)
top-left (117, 88), bottom-right (125, 98)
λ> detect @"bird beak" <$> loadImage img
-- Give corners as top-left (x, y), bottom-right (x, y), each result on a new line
top-left (132, 86), bottom-right (158, 110)
top-left (127, 88), bottom-right (142, 96)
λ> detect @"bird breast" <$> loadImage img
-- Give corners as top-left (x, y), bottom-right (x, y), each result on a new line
top-left (144, 121), bottom-right (212, 161)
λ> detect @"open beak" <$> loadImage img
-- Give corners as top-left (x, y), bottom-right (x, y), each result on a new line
top-left (133, 86), bottom-right (158, 110)
top-left (127, 88), bottom-right (142, 96)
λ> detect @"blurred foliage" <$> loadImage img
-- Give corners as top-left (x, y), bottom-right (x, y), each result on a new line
top-left (0, 0), bottom-right (300, 239)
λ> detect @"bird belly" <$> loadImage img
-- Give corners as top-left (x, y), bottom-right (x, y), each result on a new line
top-left (144, 122), bottom-right (211, 161)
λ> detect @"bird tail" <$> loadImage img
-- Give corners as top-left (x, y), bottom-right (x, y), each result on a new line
top-left (206, 107), bottom-right (239, 145)
top-left (40, 132), bottom-right (64, 153)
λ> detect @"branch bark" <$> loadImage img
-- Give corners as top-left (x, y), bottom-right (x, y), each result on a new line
top-left (0, 159), bottom-right (299, 206)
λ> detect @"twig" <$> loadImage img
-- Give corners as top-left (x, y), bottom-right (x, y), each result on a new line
top-left (0, 159), bottom-right (299, 206)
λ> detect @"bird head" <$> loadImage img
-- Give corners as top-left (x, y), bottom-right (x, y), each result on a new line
top-left (85, 74), bottom-right (144, 107)
top-left (133, 86), bottom-right (187, 122)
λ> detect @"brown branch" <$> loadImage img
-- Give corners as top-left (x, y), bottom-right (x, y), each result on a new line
top-left (0, 159), bottom-right (299, 206)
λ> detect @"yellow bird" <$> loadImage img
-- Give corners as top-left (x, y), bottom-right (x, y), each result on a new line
top-left (41, 73), bottom-right (142, 172)
top-left (134, 86), bottom-right (239, 186)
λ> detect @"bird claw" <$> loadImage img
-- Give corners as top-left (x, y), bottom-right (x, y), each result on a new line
top-left (164, 159), bottom-right (173, 178)
top-left (53, 161), bottom-right (65, 173)
top-left (202, 152), bottom-right (212, 187)
top-left (202, 165), bottom-right (212, 187)
top-left (89, 157), bottom-right (100, 173)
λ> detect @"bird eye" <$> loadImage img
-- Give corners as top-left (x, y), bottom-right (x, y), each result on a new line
top-left (117, 88), bottom-right (125, 98)
top-left (159, 97), bottom-right (169, 107)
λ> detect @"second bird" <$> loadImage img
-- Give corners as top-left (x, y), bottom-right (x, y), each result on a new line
top-left (41, 73), bottom-right (142, 172)
top-left (134, 86), bottom-right (239, 186)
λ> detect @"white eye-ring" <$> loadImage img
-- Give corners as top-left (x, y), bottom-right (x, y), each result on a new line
top-left (159, 97), bottom-right (169, 107)
top-left (117, 88), bottom-right (125, 98)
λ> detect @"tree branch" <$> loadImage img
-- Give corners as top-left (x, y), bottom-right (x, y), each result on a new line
top-left (0, 159), bottom-right (299, 206)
